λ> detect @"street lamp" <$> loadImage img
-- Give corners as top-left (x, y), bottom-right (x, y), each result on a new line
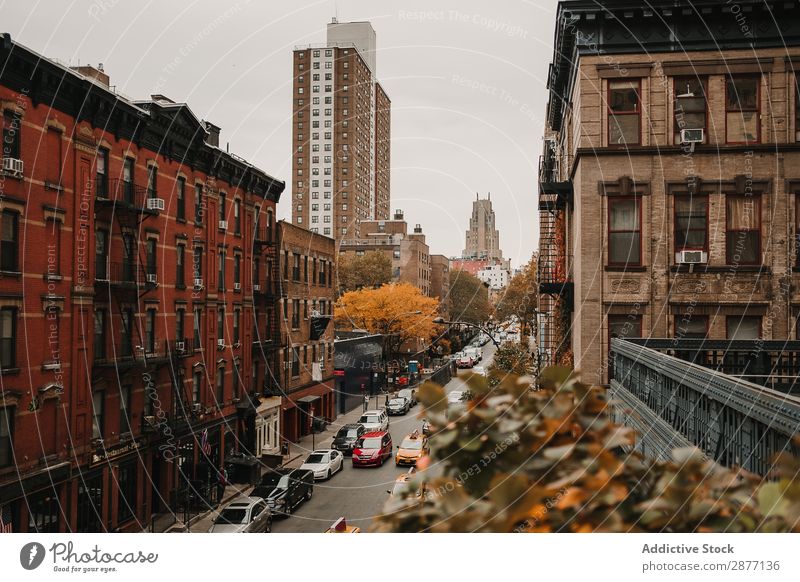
top-left (433, 317), bottom-right (502, 349)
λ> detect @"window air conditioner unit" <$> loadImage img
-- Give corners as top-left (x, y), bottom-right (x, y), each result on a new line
top-left (2, 157), bottom-right (23, 176)
top-left (253, 284), bottom-right (261, 291)
top-left (175, 341), bottom-right (186, 353)
top-left (680, 128), bottom-right (704, 144)
top-left (234, 282), bottom-right (241, 291)
top-left (191, 402), bottom-right (203, 414)
top-left (146, 273), bottom-right (158, 284)
top-left (219, 220), bottom-right (228, 230)
top-left (194, 278), bottom-right (204, 289)
top-left (677, 250), bottom-right (707, 264)
top-left (217, 339), bottom-right (225, 349)
top-left (146, 198), bottom-right (165, 211)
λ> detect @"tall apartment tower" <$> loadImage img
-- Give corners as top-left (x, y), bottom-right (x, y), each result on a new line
top-left (463, 194), bottom-right (503, 261)
top-left (291, 19), bottom-right (391, 242)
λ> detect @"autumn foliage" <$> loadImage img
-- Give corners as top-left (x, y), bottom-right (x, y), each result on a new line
top-left (334, 282), bottom-right (441, 356)
top-left (374, 367), bottom-right (800, 533)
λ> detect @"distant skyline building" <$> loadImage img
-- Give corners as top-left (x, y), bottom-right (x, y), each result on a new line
top-left (463, 194), bottom-right (503, 261)
top-left (291, 19), bottom-right (391, 243)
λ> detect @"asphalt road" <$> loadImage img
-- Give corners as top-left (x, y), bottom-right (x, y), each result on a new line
top-left (271, 342), bottom-right (496, 533)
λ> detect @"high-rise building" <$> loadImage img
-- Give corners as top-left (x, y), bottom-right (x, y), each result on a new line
top-left (463, 194), bottom-right (502, 261)
top-left (291, 19), bottom-right (391, 242)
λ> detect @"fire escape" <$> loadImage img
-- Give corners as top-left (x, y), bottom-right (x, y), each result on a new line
top-left (93, 176), bottom-right (175, 431)
top-left (537, 140), bottom-right (573, 367)
top-left (251, 217), bottom-right (284, 401)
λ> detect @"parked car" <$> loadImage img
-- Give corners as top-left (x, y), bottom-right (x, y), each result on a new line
top-left (352, 431), bottom-right (393, 467)
top-left (465, 347), bottom-right (482, 363)
top-left (447, 390), bottom-right (470, 412)
top-left (300, 449), bottom-right (344, 480)
top-left (421, 418), bottom-right (434, 436)
top-left (457, 356), bottom-right (474, 369)
top-left (252, 469), bottom-right (314, 517)
top-left (358, 409), bottom-right (389, 432)
top-left (331, 423), bottom-right (365, 455)
top-left (208, 497), bottom-right (272, 533)
top-left (395, 430), bottom-right (428, 466)
top-left (387, 397), bottom-right (411, 416)
top-left (473, 365), bottom-right (487, 377)
top-left (397, 388), bottom-right (417, 407)
top-left (251, 467), bottom-right (294, 500)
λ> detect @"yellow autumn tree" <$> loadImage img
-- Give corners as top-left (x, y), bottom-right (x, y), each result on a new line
top-left (335, 282), bottom-right (441, 358)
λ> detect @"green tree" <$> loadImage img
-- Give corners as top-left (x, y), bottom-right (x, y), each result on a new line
top-left (373, 367), bottom-right (800, 533)
top-left (448, 269), bottom-right (492, 326)
top-left (488, 341), bottom-right (535, 378)
top-left (337, 251), bottom-right (392, 296)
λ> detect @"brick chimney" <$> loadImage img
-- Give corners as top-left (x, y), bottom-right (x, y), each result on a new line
top-left (72, 63), bottom-right (110, 87)
top-left (204, 121), bottom-right (221, 148)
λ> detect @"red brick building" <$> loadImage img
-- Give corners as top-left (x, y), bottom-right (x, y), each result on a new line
top-left (276, 221), bottom-right (336, 442)
top-left (0, 33), bottom-right (284, 532)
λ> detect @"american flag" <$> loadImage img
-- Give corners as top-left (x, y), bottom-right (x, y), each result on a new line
top-left (200, 429), bottom-right (211, 457)
top-left (0, 505), bottom-right (13, 533)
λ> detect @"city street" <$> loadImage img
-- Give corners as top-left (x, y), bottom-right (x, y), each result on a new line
top-left (273, 342), bottom-right (495, 533)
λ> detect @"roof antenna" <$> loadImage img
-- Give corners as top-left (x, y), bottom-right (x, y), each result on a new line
top-left (332, 0), bottom-right (338, 23)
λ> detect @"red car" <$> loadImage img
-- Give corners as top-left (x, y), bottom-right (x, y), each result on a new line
top-left (352, 431), bottom-right (393, 467)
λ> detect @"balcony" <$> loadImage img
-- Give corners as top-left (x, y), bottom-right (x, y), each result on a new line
top-left (93, 339), bottom-right (172, 369)
top-left (95, 261), bottom-right (153, 290)
top-left (538, 152), bottom-right (572, 209)
top-left (610, 338), bottom-right (800, 475)
top-left (95, 179), bottom-right (157, 216)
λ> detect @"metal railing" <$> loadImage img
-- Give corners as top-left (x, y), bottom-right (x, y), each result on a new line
top-left (95, 178), bottom-right (151, 209)
top-left (610, 338), bottom-right (800, 475)
top-left (625, 338), bottom-right (800, 395)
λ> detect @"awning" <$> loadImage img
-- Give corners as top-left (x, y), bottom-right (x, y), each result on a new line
top-left (296, 395), bottom-right (321, 404)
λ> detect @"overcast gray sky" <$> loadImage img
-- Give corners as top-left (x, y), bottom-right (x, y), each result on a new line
top-left (2, 0), bottom-right (556, 267)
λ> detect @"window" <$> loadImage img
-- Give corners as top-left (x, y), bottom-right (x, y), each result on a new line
top-left (234, 199), bottom-right (241, 234)
top-left (796, 75), bottom-right (800, 142)
top-left (146, 238), bottom-right (157, 276)
top-left (674, 195), bottom-right (707, 253)
top-left (176, 309), bottom-right (185, 342)
top-left (393, 250), bottom-right (401, 259)
top-left (0, 307), bottom-right (16, 370)
top-left (121, 309), bottom-right (133, 357)
top-left (93, 310), bottom-right (106, 361)
top-left (76, 475), bottom-right (103, 532)
top-left (145, 309), bottom-right (156, 353)
top-left (608, 314), bottom-right (642, 377)
top-left (726, 76), bottom-right (759, 144)
top-left (727, 315), bottom-right (761, 339)
top-left (234, 254), bottom-right (241, 287)
top-left (1, 211), bottom-right (19, 272)
top-left (674, 314), bottom-right (707, 338)
top-left (216, 368), bottom-right (224, 403)
top-left (233, 310), bottom-right (240, 344)
top-left (219, 192), bottom-right (226, 223)
top-left (28, 486), bottom-right (59, 532)
top-left (304, 256), bottom-right (308, 282)
top-left (96, 148), bottom-right (109, 197)
top-left (0, 407), bottom-right (13, 468)
top-left (293, 253), bottom-right (301, 281)
top-left (608, 197), bottom-right (641, 266)
top-left (726, 196), bottom-right (760, 265)
top-left (176, 177), bottom-right (186, 220)
top-left (147, 165), bottom-right (157, 199)
top-left (218, 308), bottom-right (225, 343)
top-left (122, 158), bottom-right (134, 202)
top-left (218, 250), bottom-right (225, 291)
top-left (608, 80), bottom-right (640, 145)
top-left (292, 299), bottom-right (300, 329)
top-left (195, 184), bottom-right (203, 224)
top-left (2, 110), bottom-right (21, 160)
top-left (193, 369), bottom-right (202, 402)
top-left (193, 307), bottom-right (202, 347)
top-left (176, 245), bottom-right (185, 287)
top-left (193, 245), bottom-right (203, 279)
top-left (117, 462), bottom-right (137, 524)
top-left (291, 347), bottom-right (300, 377)
top-left (673, 77), bottom-right (707, 144)
top-left (119, 384), bottom-right (131, 435)
top-left (91, 390), bottom-right (104, 440)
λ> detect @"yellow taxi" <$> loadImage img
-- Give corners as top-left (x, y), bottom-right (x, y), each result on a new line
top-left (388, 469), bottom-right (426, 498)
top-left (395, 430), bottom-right (428, 467)
top-left (325, 517), bottom-right (361, 533)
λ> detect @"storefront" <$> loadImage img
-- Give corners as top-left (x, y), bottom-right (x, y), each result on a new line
top-left (282, 380), bottom-right (334, 442)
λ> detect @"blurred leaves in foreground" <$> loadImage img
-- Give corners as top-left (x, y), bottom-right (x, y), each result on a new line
top-left (374, 367), bottom-right (800, 532)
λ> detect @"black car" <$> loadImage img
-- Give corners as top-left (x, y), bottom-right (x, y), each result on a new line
top-left (331, 423), bottom-right (366, 456)
top-left (252, 468), bottom-right (313, 517)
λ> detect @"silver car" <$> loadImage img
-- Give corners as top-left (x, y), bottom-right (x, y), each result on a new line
top-left (208, 497), bottom-right (272, 533)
